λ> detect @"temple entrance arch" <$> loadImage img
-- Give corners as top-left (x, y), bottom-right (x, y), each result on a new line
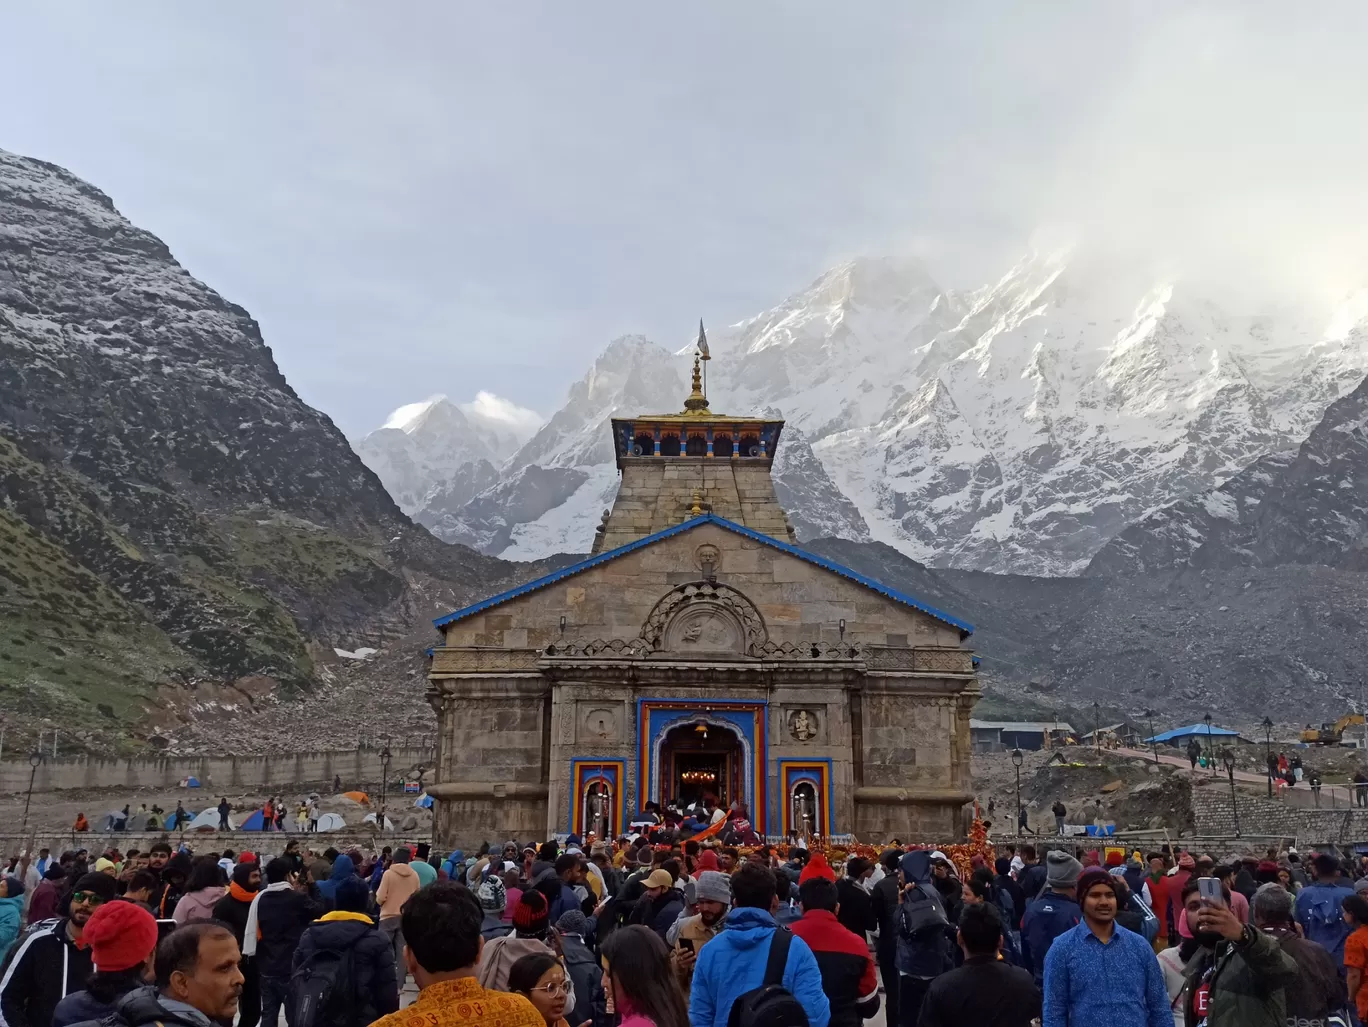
top-left (659, 721), bottom-right (743, 809)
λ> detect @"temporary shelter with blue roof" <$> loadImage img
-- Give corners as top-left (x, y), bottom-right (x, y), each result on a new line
top-left (1145, 723), bottom-right (1247, 745)
top-left (422, 341), bottom-right (982, 851)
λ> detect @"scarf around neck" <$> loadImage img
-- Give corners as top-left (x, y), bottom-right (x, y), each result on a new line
top-left (243, 881), bottom-right (292, 956)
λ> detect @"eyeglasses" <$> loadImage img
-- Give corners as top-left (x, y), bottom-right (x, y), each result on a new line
top-left (529, 982), bottom-right (570, 997)
top-left (71, 892), bottom-right (106, 905)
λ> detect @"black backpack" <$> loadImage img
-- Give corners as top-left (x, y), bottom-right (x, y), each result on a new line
top-left (289, 940), bottom-right (357, 1027)
top-left (726, 928), bottom-right (810, 1027)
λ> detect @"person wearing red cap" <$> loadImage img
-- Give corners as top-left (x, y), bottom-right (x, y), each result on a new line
top-left (799, 853), bottom-right (837, 886)
top-left (50, 901), bottom-right (159, 1026)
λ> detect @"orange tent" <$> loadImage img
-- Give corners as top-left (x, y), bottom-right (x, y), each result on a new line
top-left (342, 791), bottom-right (370, 805)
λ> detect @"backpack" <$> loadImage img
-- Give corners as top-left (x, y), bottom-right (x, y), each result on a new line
top-left (899, 883), bottom-right (949, 937)
top-left (289, 940), bottom-right (357, 1027)
top-left (726, 928), bottom-right (810, 1027)
top-left (1302, 887), bottom-right (1346, 944)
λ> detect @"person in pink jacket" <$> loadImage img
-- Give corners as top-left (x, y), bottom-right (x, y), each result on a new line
top-left (600, 925), bottom-right (691, 1027)
top-left (173, 856), bottom-right (229, 924)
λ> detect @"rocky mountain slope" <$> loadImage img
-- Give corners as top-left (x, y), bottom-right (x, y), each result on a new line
top-left (1090, 367), bottom-right (1368, 574)
top-left (805, 537), bottom-right (1368, 727)
top-left (359, 255), bottom-right (1368, 574)
top-left (0, 149), bottom-right (514, 752)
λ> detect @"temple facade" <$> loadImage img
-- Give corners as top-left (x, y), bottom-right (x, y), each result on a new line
top-left (425, 344), bottom-right (980, 848)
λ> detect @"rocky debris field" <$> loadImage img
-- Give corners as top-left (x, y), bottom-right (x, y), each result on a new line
top-left (972, 746), bottom-right (1198, 835)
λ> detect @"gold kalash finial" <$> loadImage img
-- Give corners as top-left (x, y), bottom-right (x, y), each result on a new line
top-left (683, 319), bottom-right (711, 415)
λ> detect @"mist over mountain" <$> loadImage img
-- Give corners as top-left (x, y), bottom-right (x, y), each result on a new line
top-left (358, 253), bottom-right (1368, 575)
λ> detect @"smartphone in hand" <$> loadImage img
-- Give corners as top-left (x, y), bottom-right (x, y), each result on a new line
top-left (1197, 877), bottom-right (1223, 905)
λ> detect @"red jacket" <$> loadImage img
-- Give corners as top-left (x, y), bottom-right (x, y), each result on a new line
top-left (790, 909), bottom-right (879, 1027)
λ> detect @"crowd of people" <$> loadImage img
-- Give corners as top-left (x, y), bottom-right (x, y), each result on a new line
top-left (4, 831), bottom-right (1368, 1027)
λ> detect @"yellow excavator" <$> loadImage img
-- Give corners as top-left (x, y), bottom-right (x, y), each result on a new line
top-left (1300, 714), bottom-right (1366, 745)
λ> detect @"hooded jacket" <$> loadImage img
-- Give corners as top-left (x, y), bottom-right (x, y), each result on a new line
top-left (1020, 890), bottom-right (1082, 986)
top-left (26, 876), bottom-right (64, 924)
top-left (790, 909), bottom-right (880, 1027)
top-left (376, 863), bottom-right (421, 920)
top-left (0, 918), bottom-right (94, 1027)
top-left (687, 907), bottom-right (831, 1027)
top-left (0, 894), bottom-right (23, 954)
top-left (316, 854), bottom-right (356, 906)
top-left (476, 936), bottom-right (558, 993)
top-left (172, 886), bottom-right (225, 925)
top-left (291, 912), bottom-right (399, 1026)
top-left (894, 851), bottom-right (955, 980)
top-left (63, 984), bottom-right (216, 1027)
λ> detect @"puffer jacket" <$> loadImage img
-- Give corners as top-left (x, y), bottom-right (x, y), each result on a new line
top-left (0, 894), bottom-right (23, 955)
top-left (1182, 924), bottom-right (1299, 1027)
top-left (64, 984), bottom-right (215, 1027)
top-left (291, 912), bottom-right (399, 1027)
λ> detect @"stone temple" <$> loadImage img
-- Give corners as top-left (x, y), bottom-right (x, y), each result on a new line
top-left (425, 339), bottom-right (980, 849)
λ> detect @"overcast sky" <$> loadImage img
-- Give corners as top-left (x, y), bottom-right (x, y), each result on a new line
top-left (3, 2), bottom-right (1366, 436)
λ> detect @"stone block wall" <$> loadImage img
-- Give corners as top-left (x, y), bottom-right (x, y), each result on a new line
top-left (1191, 789), bottom-right (1368, 842)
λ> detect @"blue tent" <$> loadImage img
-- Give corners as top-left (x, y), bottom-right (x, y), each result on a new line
top-left (1144, 723), bottom-right (1245, 744)
top-left (414, 793), bottom-right (433, 809)
top-left (238, 809), bottom-right (269, 831)
top-left (180, 776), bottom-right (201, 788)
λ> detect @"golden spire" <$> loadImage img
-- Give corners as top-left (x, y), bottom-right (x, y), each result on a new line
top-left (683, 353), bottom-right (710, 414)
top-left (690, 489), bottom-right (704, 516)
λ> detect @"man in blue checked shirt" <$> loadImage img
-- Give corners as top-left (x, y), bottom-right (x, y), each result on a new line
top-left (1043, 866), bottom-right (1173, 1027)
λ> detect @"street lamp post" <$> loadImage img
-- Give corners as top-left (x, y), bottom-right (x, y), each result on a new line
top-left (1143, 708), bottom-right (1159, 764)
top-left (379, 737), bottom-right (393, 832)
top-left (1094, 702), bottom-right (1101, 754)
top-left (1012, 748), bottom-right (1024, 838)
top-left (1204, 712), bottom-right (1216, 775)
top-left (1222, 748), bottom-right (1241, 837)
top-left (20, 751), bottom-right (41, 837)
top-left (1261, 717), bottom-right (1274, 799)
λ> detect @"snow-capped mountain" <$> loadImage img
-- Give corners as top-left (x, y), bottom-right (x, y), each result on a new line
top-left (353, 392), bottom-right (540, 516)
top-left (360, 255), bottom-right (1368, 570)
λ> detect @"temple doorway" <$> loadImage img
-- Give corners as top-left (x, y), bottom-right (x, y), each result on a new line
top-left (659, 722), bottom-right (743, 809)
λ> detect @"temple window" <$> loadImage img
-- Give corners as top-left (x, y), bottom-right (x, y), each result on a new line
top-left (738, 434), bottom-right (760, 457)
top-left (660, 433), bottom-right (681, 457)
top-left (713, 433), bottom-right (733, 455)
top-left (685, 434), bottom-right (707, 457)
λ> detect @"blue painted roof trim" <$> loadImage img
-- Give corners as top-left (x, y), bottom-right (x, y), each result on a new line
top-left (432, 513), bottom-right (975, 637)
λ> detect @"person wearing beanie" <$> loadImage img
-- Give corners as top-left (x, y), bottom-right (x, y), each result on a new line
top-left (291, 875), bottom-right (399, 1026)
top-left (478, 875), bottom-right (510, 941)
top-left (212, 860), bottom-right (263, 1027)
top-left (50, 901), bottom-right (159, 1026)
top-left (152, 851), bottom-right (194, 919)
top-left (478, 891), bottom-right (564, 994)
top-left (1020, 850), bottom-right (1083, 986)
top-left (790, 875), bottom-right (880, 1027)
top-left (0, 871), bottom-right (114, 1027)
top-left (1043, 868), bottom-right (1170, 1027)
top-left (835, 856), bottom-right (876, 942)
top-left (376, 845), bottom-right (422, 987)
top-left (669, 869), bottom-right (731, 995)
top-left (799, 853), bottom-right (838, 885)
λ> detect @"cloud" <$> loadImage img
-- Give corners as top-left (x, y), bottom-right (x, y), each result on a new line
top-left (459, 392), bottom-right (542, 434)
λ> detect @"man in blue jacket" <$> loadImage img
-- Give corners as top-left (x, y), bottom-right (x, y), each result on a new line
top-left (689, 862), bottom-right (831, 1027)
top-left (1295, 852), bottom-right (1355, 970)
top-left (1020, 850), bottom-right (1082, 986)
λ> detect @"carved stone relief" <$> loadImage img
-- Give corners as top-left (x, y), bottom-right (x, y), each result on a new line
top-left (788, 709), bottom-right (819, 742)
top-left (641, 581), bottom-right (767, 655)
top-left (581, 706), bottom-right (620, 743)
